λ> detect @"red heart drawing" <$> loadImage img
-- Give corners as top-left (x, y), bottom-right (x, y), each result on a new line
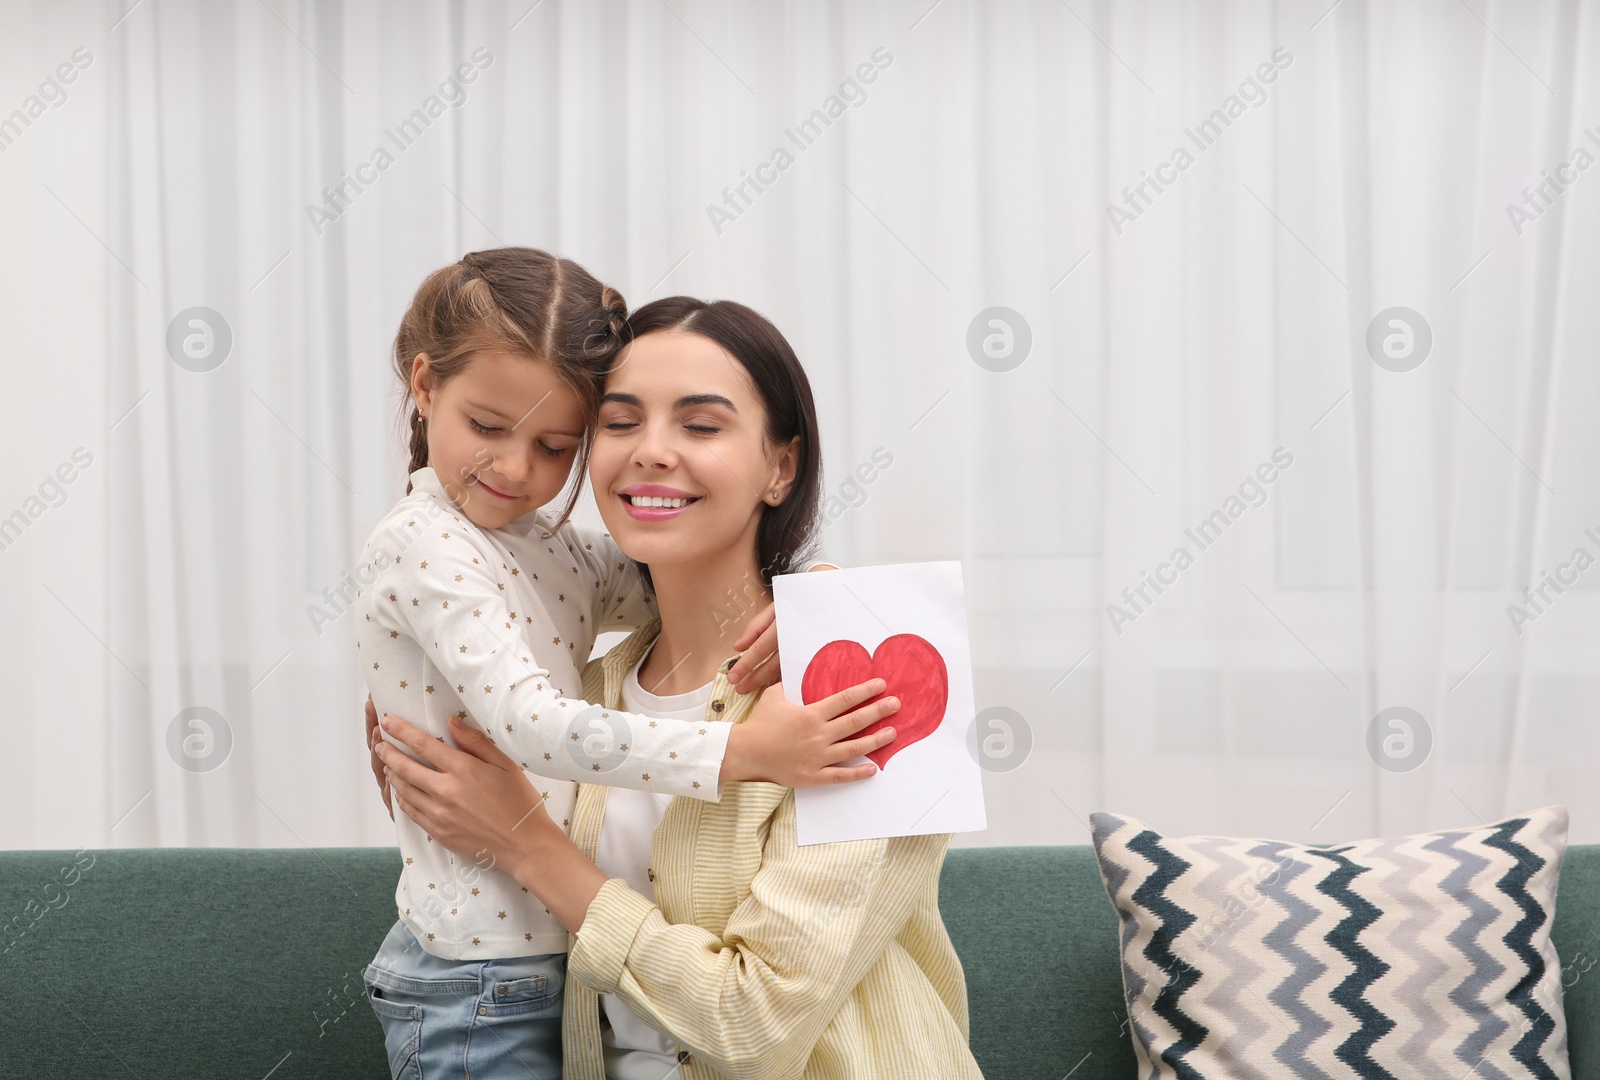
top-left (800, 634), bottom-right (949, 771)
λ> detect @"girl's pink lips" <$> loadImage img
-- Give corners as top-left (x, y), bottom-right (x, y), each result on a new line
top-left (470, 475), bottom-right (519, 501)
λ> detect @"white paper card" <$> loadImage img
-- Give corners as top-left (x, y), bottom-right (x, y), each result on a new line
top-left (773, 560), bottom-right (987, 846)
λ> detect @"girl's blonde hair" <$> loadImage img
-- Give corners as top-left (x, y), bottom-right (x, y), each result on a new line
top-left (392, 247), bottom-right (628, 526)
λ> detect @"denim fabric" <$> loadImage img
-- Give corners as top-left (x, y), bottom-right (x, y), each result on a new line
top-left (363, 920), bottom-right (564, 1079)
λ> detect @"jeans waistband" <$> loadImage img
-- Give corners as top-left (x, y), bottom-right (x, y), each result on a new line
top-left (363, 963), bottom-right (481, 997)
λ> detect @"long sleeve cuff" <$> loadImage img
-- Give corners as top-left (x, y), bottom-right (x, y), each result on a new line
top-left (569, 877), bottom-right (657, 994)
top-left (702, 721), bottom-right (731, 802)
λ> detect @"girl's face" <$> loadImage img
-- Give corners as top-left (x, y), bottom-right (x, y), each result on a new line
top-left (590, 330), bottom-right (797, 573)
top-left (410, 348), bottom-right (586, 529)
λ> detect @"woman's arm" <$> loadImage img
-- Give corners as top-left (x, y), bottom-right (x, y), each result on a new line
top-left (379, 714), bottom-right (607, 929)
top-left (571, 821), bottom-right (945, 1079)
top-left (378, 713), bottom-right (947, 1079)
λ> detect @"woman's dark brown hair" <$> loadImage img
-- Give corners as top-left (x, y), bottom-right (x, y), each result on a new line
top-left (392, 247), bottom-right (628, 527)
top-left (622, 297), bottom-right (823, 584)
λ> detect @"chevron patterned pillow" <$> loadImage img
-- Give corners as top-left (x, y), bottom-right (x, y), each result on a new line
top-left (1090, 806), bottom-right (1571, 1079)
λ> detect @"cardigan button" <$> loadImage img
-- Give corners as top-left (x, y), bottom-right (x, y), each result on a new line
top-left (711, 701), bottom-right (724, 712)
top-left (677, 1050), bottom-right (692, 1064)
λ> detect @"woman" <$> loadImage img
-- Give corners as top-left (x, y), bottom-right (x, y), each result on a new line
top-left (373, 297), bottom-right (982, 1079)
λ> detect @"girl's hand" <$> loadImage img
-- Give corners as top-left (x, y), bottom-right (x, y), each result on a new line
top-left (723, 678), bottom-right (899, 787)
top-left (726, 563), bottom-right (836, 693)
top-left (375, 713), bottom-right (552, 881)
top-left (364, 696), bottom-right (393, 820)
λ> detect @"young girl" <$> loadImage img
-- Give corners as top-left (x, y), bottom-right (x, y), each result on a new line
top-left (353, 249), bottom-right (901, 1079)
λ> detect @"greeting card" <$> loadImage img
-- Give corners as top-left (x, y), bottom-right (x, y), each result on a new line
top-left (773, 561), bottom-right (987, 845)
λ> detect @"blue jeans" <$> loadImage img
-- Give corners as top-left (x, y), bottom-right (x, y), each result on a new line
top-left (363, 920), bottom-right (564, 1079)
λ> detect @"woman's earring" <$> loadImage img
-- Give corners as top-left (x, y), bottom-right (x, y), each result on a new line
top-left (770, 490), bottom-right (781, 504)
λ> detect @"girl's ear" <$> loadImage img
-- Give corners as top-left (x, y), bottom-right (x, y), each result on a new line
top-left (409, 352), bottom-right (434, 417)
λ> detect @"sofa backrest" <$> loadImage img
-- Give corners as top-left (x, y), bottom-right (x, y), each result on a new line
top-left (1, 845), bottom-right (1595, 1078)
top-left (1, 848), bottom-right (398, 1077)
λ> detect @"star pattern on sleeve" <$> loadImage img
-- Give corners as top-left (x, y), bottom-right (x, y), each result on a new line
top-left (369, 508), bottom-right (727, 904)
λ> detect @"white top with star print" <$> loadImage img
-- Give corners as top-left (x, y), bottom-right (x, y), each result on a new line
top-left (355, 466), bottom-right (733, 960)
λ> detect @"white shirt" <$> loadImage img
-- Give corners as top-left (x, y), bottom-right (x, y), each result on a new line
top-left (354, 467), bottom-right (733, 959)
top-left (597, 650), bottom-right (712, 1080)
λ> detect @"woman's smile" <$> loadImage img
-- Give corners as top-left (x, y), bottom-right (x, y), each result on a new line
top-left (619, 483), bottom-right (703, 520)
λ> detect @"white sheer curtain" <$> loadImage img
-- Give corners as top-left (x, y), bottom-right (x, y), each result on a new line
top-left (2, 0), bottom-right (1596, 850)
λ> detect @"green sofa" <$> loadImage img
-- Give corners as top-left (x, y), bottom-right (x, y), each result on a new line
top-left (3, 845), bottom-right (1596, 1077)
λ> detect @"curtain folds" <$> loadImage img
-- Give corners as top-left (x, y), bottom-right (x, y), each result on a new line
top-left (1, 0), bottom-right (1594, 849)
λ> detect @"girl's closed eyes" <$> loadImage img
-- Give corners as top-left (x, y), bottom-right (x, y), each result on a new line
top-left (465, 419), bottom-right (574, 461)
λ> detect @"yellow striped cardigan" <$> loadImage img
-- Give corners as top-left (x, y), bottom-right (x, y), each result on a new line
top-left (561, 621), bottom-right (983, 1079)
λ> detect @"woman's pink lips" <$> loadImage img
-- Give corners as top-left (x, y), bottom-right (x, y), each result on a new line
top-left (618, 492), bottom-right (699, 521)
top-left (621, 484), bottom-right (698, 498)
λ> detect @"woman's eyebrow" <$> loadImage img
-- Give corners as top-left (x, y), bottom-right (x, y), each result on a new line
top-left (600, 391), bottom-right (738, 412)
top-left (674, 393), bottom-right (737, 411)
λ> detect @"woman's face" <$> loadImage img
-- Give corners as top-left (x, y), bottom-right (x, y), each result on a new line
top-left (411, 348), bottom-right (586, 529)
top-left (589, 329), bottom-right (796, 573)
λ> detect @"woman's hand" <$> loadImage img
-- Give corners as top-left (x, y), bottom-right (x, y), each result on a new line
top-left (364, 696), bottom-right (392, 820)
top-left (374, 713), bottom-right (550, 881)
top-left (726, 563), bottom-right (836, 693)
top-left (727, 603), bottom-right (780, 694)
top-left (723, 678), bottom-right (899, 787)
top-left (375, 713), bottom-right (609, 932)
